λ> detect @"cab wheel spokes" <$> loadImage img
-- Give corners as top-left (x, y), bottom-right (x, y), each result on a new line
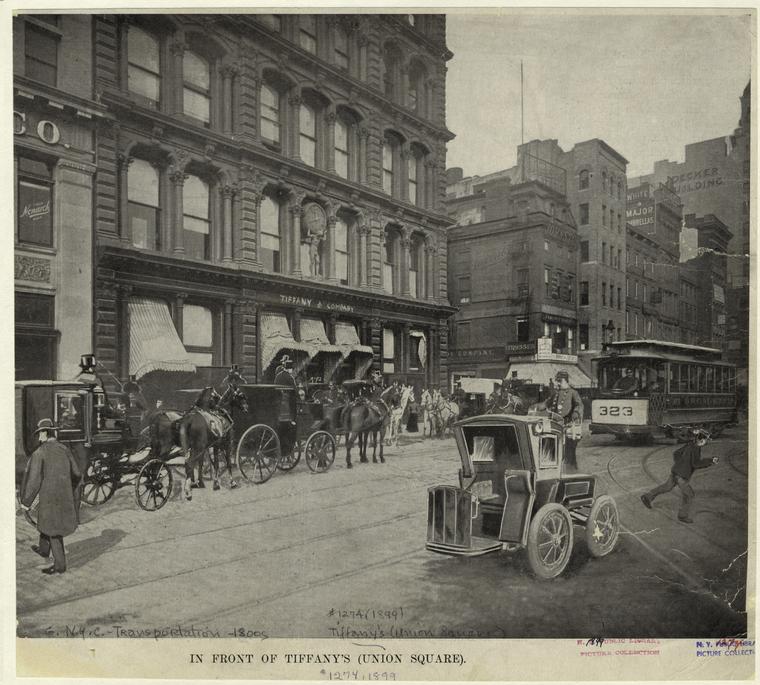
top-left (526, 503), bottom-right (574, 579)
top-left (135, 458), bottom-right (173, 511)
top-left (82, 455), bottom-right (117, 506)
top-left (237, 424), bottom-right (280, 484)
top-left (585, 495), bottom-right (619, 557)
top-left (304, 431), bottom-right (336, 473)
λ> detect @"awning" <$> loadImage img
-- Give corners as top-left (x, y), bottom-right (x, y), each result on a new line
top-left (260, 312), bottom-right (314, 372)
top-left (300, 318), bottom-right (343, 355)
top-left (334, 322), bottom-right (374, 378)
top-left (507, 362), bottom-right (592, 388)
top-left (128, 298), bottom-right (195, 379)
top-left (411, 330), bottom-right (427, 369)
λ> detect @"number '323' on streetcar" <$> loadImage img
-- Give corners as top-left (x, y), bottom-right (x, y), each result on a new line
top-left (590, 340), bottom-right (737, 441)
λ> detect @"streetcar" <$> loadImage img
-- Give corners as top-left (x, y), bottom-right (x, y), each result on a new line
top-left (590, 340), bottom-right (737, 440)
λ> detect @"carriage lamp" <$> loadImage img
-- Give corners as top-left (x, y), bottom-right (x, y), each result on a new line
top-left (79, 354), bottom-right (97, 374)
top-left (532, 418), bottom-right (552, 435)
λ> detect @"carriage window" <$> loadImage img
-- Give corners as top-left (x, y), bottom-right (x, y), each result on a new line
top-left (463, 426), bottom-right (524, 470)
top-left (56, 392), bottom-right (84, 434)
top-left (539, 436), bottom-right (558, 468)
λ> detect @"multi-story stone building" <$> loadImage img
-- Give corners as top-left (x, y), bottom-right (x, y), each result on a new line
top-left (678, 269), bottom-right (699, 345)
top-left (86, 13), bottom-right (454, 398)
top-left (625, 182), bottom-right (682, 342)
top-left (446, 158), bottom-right (590, 388)
top-left (13, 14), bottom-right (105, 380)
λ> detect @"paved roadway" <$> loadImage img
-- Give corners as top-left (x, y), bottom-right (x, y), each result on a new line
top-left (16, 423), bottom-right (748, 639)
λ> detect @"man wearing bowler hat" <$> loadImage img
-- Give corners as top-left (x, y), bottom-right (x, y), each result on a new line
top-left (274, 354), bottom-right (297, 388)
top-left (546, 370), bottom-right (584, 471)
top-left (20, 419), bottom-right (82, 574)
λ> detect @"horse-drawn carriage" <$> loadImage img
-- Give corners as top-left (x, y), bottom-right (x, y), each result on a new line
top-left (232, 384), bottom-right (338, 484)
top-left (426, 414), bottom-right (619, 579)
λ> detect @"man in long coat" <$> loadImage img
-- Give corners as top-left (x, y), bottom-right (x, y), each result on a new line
top-left (21, 419), bottom-right (82, 574)
top-left (273, 354), bottom-right (297, 388)
top-left (545, 370), bottom-right (584, 471)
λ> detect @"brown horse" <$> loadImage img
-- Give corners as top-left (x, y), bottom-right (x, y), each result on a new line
top-left (340, 386), bottom-right (400, 468)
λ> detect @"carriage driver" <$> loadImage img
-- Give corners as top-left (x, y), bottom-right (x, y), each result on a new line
top-left (545, 370), bottom-right (584, 471)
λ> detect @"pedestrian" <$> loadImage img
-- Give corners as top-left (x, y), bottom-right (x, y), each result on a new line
top-left (640, 429), bottom-right (717, 523)
top-left (20, 419), bottom-right (82, 575)
top-left (273, 354), bottom-right (297, 388)
top-left (545, 370), bottom-right (584, 471)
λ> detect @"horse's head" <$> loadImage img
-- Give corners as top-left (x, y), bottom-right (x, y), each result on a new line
top-left (195, 386), bottom-right (220, 409)
top-left (230, 386), bottom-right (249, 413)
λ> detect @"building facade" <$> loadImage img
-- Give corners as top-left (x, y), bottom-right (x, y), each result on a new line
top-left (13, 14), bottom-right (104, 380)
top-left (625, 182), bottom-right (682, 342)
top-left (86, 13), bottom-right (454, 398)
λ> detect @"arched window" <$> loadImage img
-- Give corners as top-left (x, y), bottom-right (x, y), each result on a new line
top-left (260, 194), bottom-right (281, 273)
top-left (407, 60), bottom-right (427, 114)
top-left (335, 214), bottom-right (350, 285)
top-left (382, 140), bottom-right (394, 195)
top-left (300, 15), bottom-right (317, 54)
top-left (334, 118), bottom-right (349, 179)
top-left (383, 227), bottom-right (398, 294)
top-left (407, 154), bottom-right (418, 205)
top-left (127, 26), bottom-right (160, 103)
top-left (260, 82), bottom-right (281, 144)
top-left (601, 171), bottom-right (607, 193)
top-left (407, 15), bottom-right (416, 26)
top-left (409, 235), bottom-right (424, 298)
top-left (382, 44), bottom-right (402, 101)
top-left (578, 169), bottom-right (589, 190)
top-left (127, 158), bottom-right (160, 250)
top-left (183, 174), bottom-right (210, 260)
top-left (617, 181), bottom-right (622, 200)
top-left (334, 27), bottom-right (349, 70)
top-left (183, 50), bottom-right (210, 125)
top-left (299, 102), bottom-right (317, 167)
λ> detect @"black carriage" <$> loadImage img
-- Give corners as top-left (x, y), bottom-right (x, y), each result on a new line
top-left (232, 384), bottom-right (338, 484)
top-left (15, 376), bottom-right (175, 517)
top-left (426, 414), bottom-right (620, 579)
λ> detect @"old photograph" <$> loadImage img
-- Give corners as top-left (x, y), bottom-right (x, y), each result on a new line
top-left (10, 4), bottom-right (754, 681)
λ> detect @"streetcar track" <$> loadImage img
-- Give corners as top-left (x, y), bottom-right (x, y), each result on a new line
top-left (20, 509), bottom-right (421, 616)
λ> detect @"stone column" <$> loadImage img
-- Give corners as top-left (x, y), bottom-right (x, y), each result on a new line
top-left (237, 49), bottom-right (258, 144)
top-left (437, 321), bottom-right (449, 389)
top-left (370, 316), bottom-right (382, 368)
top-left (169, 167), bottom-right (186, 255)
top-left (358, 222), bottom-right (370, 288)
top-left (400, 229), bottom-right (412, 296)
top-left (424, 159), bottom-right (436, 210)
top-left (224, 300), bottom-right (234, 365)
top-left (357, 33), bottom-right (368, 82)
top-left (118, 19), bottom-right (130, 90)
top-left (358, 126), bottom-right (370, 185)
top-left (400, 145), bottom-right (411, 202)
top-left (326, 206), bottom-right (337, 283)
top-left (327, 313), bottom-right (337, 344)
top-left (116, 154), bottom-right (133, 244)
top-left (222, 183), bottom-right (235, 264)
top-left (400, 64), bottom-right (410, 106)
top-left (289, 193), bottom-right (304, 277)
top-left (169, 41), bottom-right (187, 115)
top-left (325, 110), bottom-right (337, 174)
top-left (221, 65), bottom-right (234, 135)
top-left (425, 241), bottom-right (437, 301)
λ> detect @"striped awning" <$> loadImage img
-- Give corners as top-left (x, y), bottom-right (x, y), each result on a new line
top-left (260, 312), bottom-right (313, 372)
top-left (507, 362), bottom-right (592, 389)
top-left (300, 317), bottom-right (342, 355)
top-left (334, 322), bottom-right (374, 378)
top-left (128, 298), bottom-right (195, 379)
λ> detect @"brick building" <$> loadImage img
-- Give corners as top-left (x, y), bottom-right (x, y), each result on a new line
top-left (83, 13), bottom-right (454, 397)
top-left (13, 14), bottom-right (106, 380)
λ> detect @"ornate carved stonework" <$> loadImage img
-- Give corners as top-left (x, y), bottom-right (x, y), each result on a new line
top-left (15, 255), bottom-right (51, 283)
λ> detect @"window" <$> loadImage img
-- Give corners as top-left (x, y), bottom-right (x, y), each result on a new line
top-left (457, 322), bottom-right (471, 348)
top-left (617, 213), bottom-right (622, 233)
top-left (538, 436), bottom-right (558, 468)
top-left (458, 275), bottom-right (471, 303)
top-left (617, 249), bottom-right (621, 270)
top-left (383, 328), bottom-right (396, 373)
top-left (260, 194), bottom-right (281, 272)
top-left (580, 281), bottom-right (589, 306)
top-left (579, 169), bottom-right (589, 190)
top-left (602, 204), bottom-right (607, 226)
top-left (384, 228), bottom-right (397, 294)
top-left (643, 283), bottom-right (648, 302)
top-left (567, 274), bottom-right (575, 303)
top-left (183, 304), bottom-right (214, 366)
top-left (617, 181), bottom-right (622, 200)
top-left (335, 216), bottom-right (350, 285)
top-left (617, 287), bottom-right (622, 310)
top-left (408, 60), bottom-right (427, 114)
top-left (516, 268), bottom-right (529, 297)
top-left (183, 50), bottom-right (210, 124)
top-left (335, 118), bottom-right (349, 179)
top-left (183, 175), bottom-right (210, 260)
top-left (382, 140), bottom-right (394, 195)
top-left (127, 26), bottom-right (160, 102)
top-left (410, 238), bottom-right (421, 298)
top-left (15, 292), bottom-right (56, 380)
top-left (127, 159), bottom-right (160, 250)
top-left (626, 278), bottom-right (630, 297)
top-left (260, 83), bottom-right (281, 144)
top-left (517, 317), bottom-right (529, 342)
top-left (579, 323), bottom-right (589, 350)
top-left (602, 282), bottom-right (607, 306)
top-left (580, 241), bottom-right (589, 262)
top-left (626, 311), bottom-right (629, 333)
top-left (334, 27), bottom-right (349, 70)
top-left (602, 171), bottom-right (607, 193)
top-left (579, 203), bottom-right (589, 225)
top-left (610, 284), bottom-right (614, 308)
top-left (16, 155), bottom-right (53, 247)
top-left (25, 21), bottom-right (58, 86)
top-left (299, 103), bottom-right (317, 167)
top-left (544, 267), bottom-right (551, 296)
top-left (407, 154), bottom-right (418, 205)
top-left (609, 208), bottom-right (614, 229)
top-left (544, 240), bottom-right (549, 251)
top-left (300, 15), bottom-right (318, 54)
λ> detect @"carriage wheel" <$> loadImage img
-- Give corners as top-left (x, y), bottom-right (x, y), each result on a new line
top-left (81, 454), bottom-right (117, 506)
top-left (304, 431), bottom-right (336, 473)
top-left (135, 459), bottom-right (173, 511)
top-left (585, 495), bottom-right (619, 558)
top-left (237, 424), bottom-right (280, 484)
top-left (277, 440), bottom-right (302, 471)
top-left (526, 503), bottom-right (574, 579)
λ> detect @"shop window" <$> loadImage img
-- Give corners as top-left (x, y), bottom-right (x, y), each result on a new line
top-left (517, 317), bottom-right (529, 342)
top-left (260, 82), bottom-right (281, 144)
top-left (16, 155), bottom-right (54, 247)
top-left (127, 159), bottom-right (160, 250)
top-left (579, 203), bottom-right (589, 225)
top-left (299, 103), bottom-right (317, 167)
top-left (25, 20), bottom-right (58, 86)
top-left (127, 26), bottom-right (160, 103)
top-left (260, 194), bottom-right (281, 273)
top-left (15, 292), bottom-right (57, 380)
top-left (335, 215), bottom-right (350, 285)
top-left (578, 169), bottom-right (589, 190)
top-left (300, 15), bottom-right (318, 54)
top-left (183, 50), bottom-right (211, 125)
top-left (383, 328), bottom-right (396, 373)
top-left (334, 26), bottom-right (349, 70)
top-left (183, 174), bottom-right (210, 260)
top-left (183, 304), bottom-right (214, 366)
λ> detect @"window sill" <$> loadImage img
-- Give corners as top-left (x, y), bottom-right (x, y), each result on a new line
top-left (16, 243), bottom-right (56, 255)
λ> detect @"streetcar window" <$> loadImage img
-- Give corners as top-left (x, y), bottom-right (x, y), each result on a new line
top-left (721, 368), bottom-right (728, 393)
top-left (688, 365), bottom-right (698, 393)
top-left (729, 373), bottom-right (736, 393)
top-left (677, 364), bottom-right (688, 393)
top-left (705, 366), bottom-right (714, 393)
top-left (696, 366), bottom-right (706, 393)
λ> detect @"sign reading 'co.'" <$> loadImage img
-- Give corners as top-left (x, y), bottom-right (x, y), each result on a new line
top-left (14, 111), bottom-right (61, 145)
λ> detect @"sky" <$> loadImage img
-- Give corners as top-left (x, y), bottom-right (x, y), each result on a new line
top-left (445, 11), bottom-right (752, 179)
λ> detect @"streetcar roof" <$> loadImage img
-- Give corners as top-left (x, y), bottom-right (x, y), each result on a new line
top-left (604, 339), bottom-right (721, 354)
top-left (593, 353), bottom-right (734, 366)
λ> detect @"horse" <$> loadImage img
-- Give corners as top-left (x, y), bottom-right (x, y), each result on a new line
top-left (340, 385), bottom-right (401, 468)
top-left (485, 391), bottom-right (527, 415)
top-left (149, 377), bottom-right (249, 500)
top-left (429, 389), bottom-right (459, 438)
top-left (386, 385), bottom-right (413, 447)
top-left (419, 388), bottom-right (436, 438)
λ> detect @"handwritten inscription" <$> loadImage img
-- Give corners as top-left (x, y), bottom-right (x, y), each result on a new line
top-left (577, 638), bottom-right (661, 656)
top-left (38, 624), bottom-right (268, 639)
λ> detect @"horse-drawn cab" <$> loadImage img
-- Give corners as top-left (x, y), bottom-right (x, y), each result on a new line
top-left (426, 414), bottom-right (619, 579)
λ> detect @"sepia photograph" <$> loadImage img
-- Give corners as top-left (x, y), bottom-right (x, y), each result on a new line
top-left (8, 3), bottom-right (755, 681)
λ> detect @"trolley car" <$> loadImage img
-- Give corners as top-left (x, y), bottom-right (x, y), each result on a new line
top-left (590, 340), bottom-right (737, 440)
